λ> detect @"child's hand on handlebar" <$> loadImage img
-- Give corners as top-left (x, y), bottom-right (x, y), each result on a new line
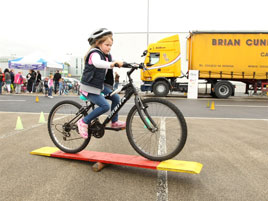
top-left (111, 61), bottom-right (124, 68)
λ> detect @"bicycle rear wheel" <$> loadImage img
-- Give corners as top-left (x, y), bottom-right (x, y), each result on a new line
top-left (126, 98), bottom-right (187, 161)
top-left (48, 100), bottom-right (90, 153)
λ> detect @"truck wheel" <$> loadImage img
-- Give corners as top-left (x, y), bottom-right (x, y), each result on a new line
top-left (153, 81), bottom-right (169, 97)
top-left (214, 81), bottom-right (233, 98)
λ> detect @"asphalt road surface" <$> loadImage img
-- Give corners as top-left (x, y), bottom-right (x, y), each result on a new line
top-left (0, 93), bottom-right (267, 201)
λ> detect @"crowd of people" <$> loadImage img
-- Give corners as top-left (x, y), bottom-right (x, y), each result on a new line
top-left (0, 68), bottom-right (80, 97)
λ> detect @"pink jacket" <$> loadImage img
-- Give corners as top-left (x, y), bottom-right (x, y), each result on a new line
top-left (14, 73), bottom-right (23, 84)
top-left (48, 79), bottom-right (54, 88)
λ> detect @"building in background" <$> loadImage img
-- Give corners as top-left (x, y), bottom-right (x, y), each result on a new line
top-left (63, 56), bottom-right (84, 79)
top-left (0, 55), bottom-right (17, 69)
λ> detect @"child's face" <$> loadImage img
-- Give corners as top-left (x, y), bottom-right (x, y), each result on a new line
top-left (99, 37), bottom-right (113, 55)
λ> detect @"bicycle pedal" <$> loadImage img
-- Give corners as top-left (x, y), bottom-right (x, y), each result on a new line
top-left (105, 127), bottom-right (125, 131)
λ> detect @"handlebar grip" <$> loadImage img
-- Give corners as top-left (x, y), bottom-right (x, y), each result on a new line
top-left (122, 62), bottom-right (130, 68)
top-left (115, 62), bottom-right (144, 69)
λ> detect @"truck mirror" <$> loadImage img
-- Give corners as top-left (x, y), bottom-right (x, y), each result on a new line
top-left (141, 50), bottom-right (148, 57)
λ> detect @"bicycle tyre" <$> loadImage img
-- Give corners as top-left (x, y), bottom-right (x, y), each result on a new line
top-left (126, 98), bottom-right (187, 161)
top-left (48, 100), bottom-right (90, 153)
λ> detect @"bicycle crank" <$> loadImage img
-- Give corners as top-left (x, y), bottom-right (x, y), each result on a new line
top-left (89, 120), bottom-right (105, 138)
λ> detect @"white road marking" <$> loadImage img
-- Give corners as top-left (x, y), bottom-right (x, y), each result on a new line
top-left (0, 111), bottom-right (48, 115)
top-left (0, 123), bottom-right (44, 140)
top-left (185, 117), bottom-right (268, 121)
top-left (216, 104), bottom-right (268, 108)
top-left (157, 117), bottom-right (168, 201)
top-left (0, 111), bottom-right (267, 121)
top-left (0, 114), bottom-right (67, 140)
top-left (0, 100), bottom-right (26, 102)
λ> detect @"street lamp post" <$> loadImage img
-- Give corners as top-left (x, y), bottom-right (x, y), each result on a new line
top-left (147, 0), bottom-right (150, 46)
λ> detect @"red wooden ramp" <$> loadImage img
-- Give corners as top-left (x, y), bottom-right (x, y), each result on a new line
top-left (30, 147), bottom-right (203, 174)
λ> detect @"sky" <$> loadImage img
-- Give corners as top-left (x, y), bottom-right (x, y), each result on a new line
top-left (1, 0), bottom-right (268, 62)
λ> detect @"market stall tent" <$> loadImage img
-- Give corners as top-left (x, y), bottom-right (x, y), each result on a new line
top-left (8, 56), bottom-right (47, 70)
top-left (8, 53), bottom-right (63, 70)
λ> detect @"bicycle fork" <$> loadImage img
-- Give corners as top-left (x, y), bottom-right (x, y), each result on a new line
top-left (135, 96), bottom-right (158, 133)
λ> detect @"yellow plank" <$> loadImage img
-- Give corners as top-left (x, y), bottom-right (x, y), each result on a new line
top-left (30, 147), bottom-right (59, 156)
top-left (157, 160), bottom-right (203, 174)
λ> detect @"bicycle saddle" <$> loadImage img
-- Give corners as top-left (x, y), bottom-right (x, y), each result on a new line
top-left (79, 94), bottom-right (88, 101)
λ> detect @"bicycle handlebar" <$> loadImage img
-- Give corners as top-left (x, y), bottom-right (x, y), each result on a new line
top-left (114, 62), bottom-right (145, 70)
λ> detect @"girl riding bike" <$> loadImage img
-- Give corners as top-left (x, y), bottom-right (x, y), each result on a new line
top-left (78, 28), bottom-right (126, 139)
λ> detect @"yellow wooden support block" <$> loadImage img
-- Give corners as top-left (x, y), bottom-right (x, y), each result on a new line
top-left (157, 160), bottom-right (203, 174)
top-left (30, 147), bottom-right (59, 156)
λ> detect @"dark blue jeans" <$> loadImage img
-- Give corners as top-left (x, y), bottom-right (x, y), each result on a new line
top-left (54, 81), bottom-right (59, 94)
top-left (82, 86), bottom-right (120, 124)
top-left (48, 87), bottom-right (53, 96)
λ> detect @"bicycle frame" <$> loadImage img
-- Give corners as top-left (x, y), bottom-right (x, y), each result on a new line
top-left (81, 65), bottom-right (157, 132)
top-left (102, 82), bottom-right (135, 127)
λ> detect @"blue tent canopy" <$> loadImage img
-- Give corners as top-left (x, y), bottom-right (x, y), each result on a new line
top-left (8, 53), bottom-right (63, 70)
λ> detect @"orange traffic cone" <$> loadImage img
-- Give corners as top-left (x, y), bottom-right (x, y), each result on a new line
top-left (210, 101), bottom-right (215, 110)
top-left (206, 101), bottom-right (210, 108)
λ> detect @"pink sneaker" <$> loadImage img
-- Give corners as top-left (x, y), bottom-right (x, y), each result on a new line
top-left (111, 120), bottom-right (126, 129)
top-left (77, 119), bottom-right (88, 139)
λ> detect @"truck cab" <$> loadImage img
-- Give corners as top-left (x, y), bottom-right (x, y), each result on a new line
top-left (141, 35), bottom-right (184, 96)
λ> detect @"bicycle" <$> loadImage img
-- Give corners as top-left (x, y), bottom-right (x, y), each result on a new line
top-left (47, 63), bottom-right (187, 161)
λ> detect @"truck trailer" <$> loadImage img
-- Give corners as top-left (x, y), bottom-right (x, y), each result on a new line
top-left (140, 31), bottom-right (268, 98)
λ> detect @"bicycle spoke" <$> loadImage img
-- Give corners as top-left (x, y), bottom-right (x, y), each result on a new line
top-left (126, 98), bottom-right (187, 161)
top-left (48, 100), bottom-right (91, 153)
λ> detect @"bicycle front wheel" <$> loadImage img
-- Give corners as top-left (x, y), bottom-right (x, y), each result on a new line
top-left (126, 98), bottom-right (187, 161)
top-left (48, 100), bottom-right (90, 153)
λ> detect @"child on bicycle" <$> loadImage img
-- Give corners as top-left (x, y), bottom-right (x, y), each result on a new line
top-left (78, 28), bottom-right (125, 139)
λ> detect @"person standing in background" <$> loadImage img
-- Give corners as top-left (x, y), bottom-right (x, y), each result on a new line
top-left (31, 70), bottom-right (37, 92)
top-left (59, 78), bottom-right (63, 95)
top-left (113, 72), bottom-right (120, 90)
top-left (14, 71), bottom-right (24, 94)
top-left (53, 70), bottom-right (61, 94)
top-left (43, 77), bottom-right (49, 97)
top-left (10, 69), bottom-right (15, 93)
top-left (26, 70), bottom-right (35, 93)
top-left (35, 70), bottom-right (42, 93)
top-left (4, 68), bottom-right (11, 93)
top-left (0, 68), bottom-right (4, 95)
top-left (48, 74), bottom-right (54, 98)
